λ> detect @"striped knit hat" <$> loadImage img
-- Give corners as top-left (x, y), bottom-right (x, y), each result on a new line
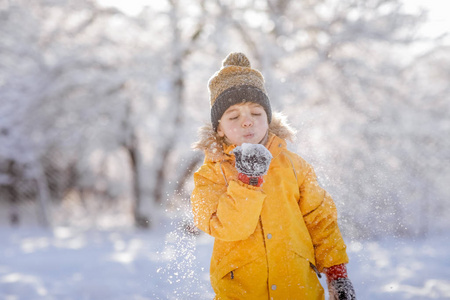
top-left (208, 52), bottom-right (272, 131)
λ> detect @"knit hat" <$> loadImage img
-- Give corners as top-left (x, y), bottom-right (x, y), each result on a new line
top-left (208, 52), bottom-right (272, 131)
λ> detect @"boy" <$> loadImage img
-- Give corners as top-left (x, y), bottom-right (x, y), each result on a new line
top-left (191, 52), bottom-right (356, 299)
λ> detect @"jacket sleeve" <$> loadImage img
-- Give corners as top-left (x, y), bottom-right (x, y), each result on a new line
top-left (191, 161), bottom-right (266, 242)
top-left (296, 158), bottom-right (349, 272)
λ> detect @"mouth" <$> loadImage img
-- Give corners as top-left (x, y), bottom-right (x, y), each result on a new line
top-left (243, 133), bottom-right (254, 139)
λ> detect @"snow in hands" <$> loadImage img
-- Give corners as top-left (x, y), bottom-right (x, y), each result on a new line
top-left (328, 278), bottom-right (357, 300)
top-left (233, 143), bottom-right (272, 177)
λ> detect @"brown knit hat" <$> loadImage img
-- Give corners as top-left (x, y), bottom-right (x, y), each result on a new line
top-left (208, 52), bottom-right (272, 131)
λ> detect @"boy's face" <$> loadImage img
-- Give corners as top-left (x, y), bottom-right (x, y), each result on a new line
top-left (217, 102), bottom-right (269, 146)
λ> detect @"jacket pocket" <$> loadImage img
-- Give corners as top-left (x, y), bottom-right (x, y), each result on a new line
top-left (211, 237), bottom-right (264, 282)
top-left (213, 253), bottom-right (259, 282)
top-left (289, 247), bottom-right (321, 279)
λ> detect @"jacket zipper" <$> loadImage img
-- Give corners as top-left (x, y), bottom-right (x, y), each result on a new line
top-left (309, 262), bottom-right (322, 278)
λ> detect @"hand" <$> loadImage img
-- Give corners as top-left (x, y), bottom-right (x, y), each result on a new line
top-left (328, 278), bottom-right (356, 300)
top-left (326, 264), bottom-right (356, 300)
top-left (233, 143), bottom-right (272, 177)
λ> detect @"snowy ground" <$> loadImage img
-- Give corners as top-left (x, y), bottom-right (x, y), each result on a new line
top-left (1, 217), bottom-right (449, 300)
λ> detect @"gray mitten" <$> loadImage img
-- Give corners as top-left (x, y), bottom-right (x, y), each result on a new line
top-left (232, 143), bottom-right (272, 186)
top-left (326, 264), bottom-right (356, 300)
top-left (328, 278), bottom-right (356, 300)
top-left (233, 143), bottom-right (272, 176)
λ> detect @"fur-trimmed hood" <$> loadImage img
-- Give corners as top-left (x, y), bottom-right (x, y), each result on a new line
top-left (192, 112), bottom-right (296, 161)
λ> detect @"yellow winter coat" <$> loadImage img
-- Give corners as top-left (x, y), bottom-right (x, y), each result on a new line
top-left (191, 114), bottom-right (349, 300)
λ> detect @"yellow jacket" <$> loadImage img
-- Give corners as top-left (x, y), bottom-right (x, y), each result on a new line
top-left (191, 115), bottom-right (349, 300)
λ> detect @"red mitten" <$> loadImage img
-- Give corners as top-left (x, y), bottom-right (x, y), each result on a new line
top-left (237, 173), bottom-right (264, 187)
top-left (326, 264), bottom-right (356, 300)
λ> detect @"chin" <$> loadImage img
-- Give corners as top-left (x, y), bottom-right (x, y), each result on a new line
top-left (243, 138), bottom-right (260, 144)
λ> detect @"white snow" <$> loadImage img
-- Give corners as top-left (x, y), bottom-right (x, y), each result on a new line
top-left (234, 143), bottom-right (273, 176)
top-left (1, 218), bottom-right (449, 300)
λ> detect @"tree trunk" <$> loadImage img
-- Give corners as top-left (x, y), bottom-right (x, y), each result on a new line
top-left (153, 1), bottom-right (185, 205)
top-left (34, 161), bottom-right (52, 227)
top-left (174, 154), bottom-right (203, 198)
top-left (127, 142), bottom-right (149, 228)
top-left (6, 160), bottom-right (19, 226)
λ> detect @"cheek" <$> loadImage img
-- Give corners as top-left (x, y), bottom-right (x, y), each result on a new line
top-left (224, 123), bottom-right (239, 133)
top-left (257, 118), bottom-right (269, 129)
top-left (219, 122), bottom-right (239, 136)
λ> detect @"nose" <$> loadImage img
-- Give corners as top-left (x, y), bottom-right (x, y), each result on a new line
top-left (242, 115), bottom-right (253, 128)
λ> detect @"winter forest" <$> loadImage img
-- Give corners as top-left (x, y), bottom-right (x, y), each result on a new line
top-left (1, 0), bottom-right (449, 299)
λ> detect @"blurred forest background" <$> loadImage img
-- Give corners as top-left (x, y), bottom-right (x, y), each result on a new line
top-left (1, 0), bottom-right (449, 240)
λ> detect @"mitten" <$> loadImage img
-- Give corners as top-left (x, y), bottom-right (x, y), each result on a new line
top-left (326, 264), bottom-right (356, 300)
top-left (232, 143), bottom-right (272, 187)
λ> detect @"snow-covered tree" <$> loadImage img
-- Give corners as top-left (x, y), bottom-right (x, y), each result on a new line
top-left (1, 0), bottom-right (448, 237)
